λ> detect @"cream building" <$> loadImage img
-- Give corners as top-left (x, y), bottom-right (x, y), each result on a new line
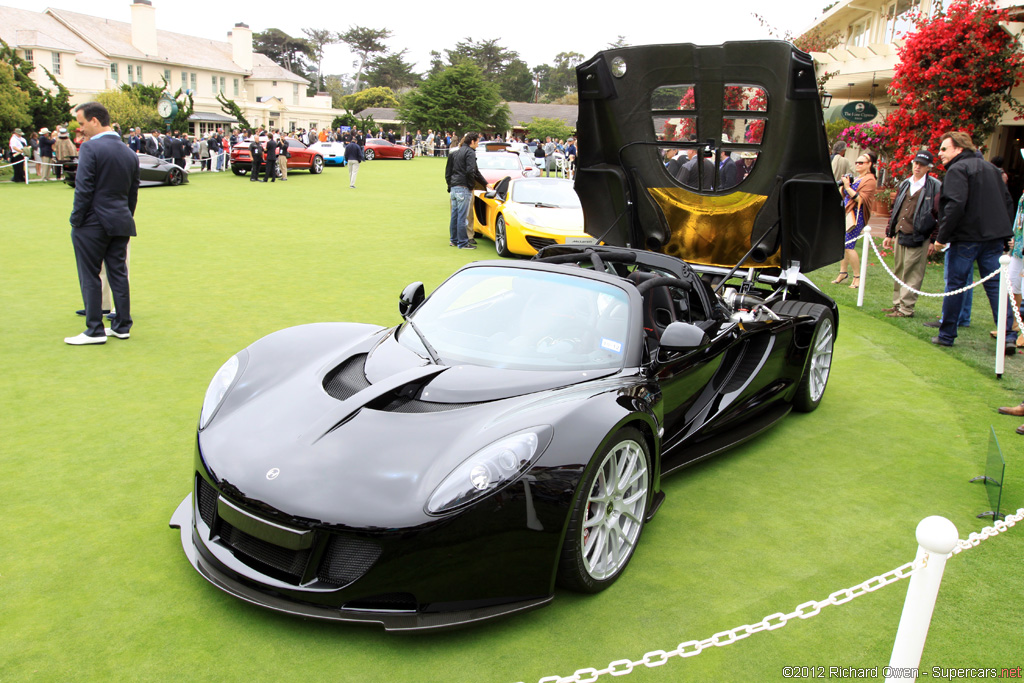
top-left (804, 0), bottom-right (1024, 168)
top-left (0, 0), bottom-right (340, 134)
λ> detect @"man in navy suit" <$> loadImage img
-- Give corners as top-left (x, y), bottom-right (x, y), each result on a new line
top-left (65, 101), bottom-right (140, 345)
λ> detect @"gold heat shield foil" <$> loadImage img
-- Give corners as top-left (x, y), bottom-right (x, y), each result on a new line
top-left (647, 187), bottom-right (779, 268)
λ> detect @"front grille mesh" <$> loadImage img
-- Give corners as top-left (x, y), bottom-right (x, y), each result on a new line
top-left (316, 536), bottom-right (383, 586)
top-left (323, 354), bottom-right (371, 401)
top-left (525, 236), bottom-right (557, 251)
top-left (218, 521), bottom-right (311, 582)
top-left (196, 476), bottom-right (217, 527)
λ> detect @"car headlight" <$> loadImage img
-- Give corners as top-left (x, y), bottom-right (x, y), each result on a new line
top-left (199, 353), bottom-right (243, 430)
top-left (427, 427), bottom-right (551, 514)
top-left (509, 207), bottom-right (543, 227)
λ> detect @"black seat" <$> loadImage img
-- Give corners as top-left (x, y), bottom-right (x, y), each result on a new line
top-left (627, 271), bottom-right (677, 342)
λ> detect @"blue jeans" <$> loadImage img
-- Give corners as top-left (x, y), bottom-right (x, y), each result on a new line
top-left (942, 248), bottom-right (972, 326)
top-left (938, 240), bottom-right (1015, 344)
top-left (449, 186), bottom-right (471, 247)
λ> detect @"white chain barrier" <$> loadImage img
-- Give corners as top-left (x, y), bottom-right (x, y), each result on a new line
top-left (521, 508), bottom-right (1024, 683)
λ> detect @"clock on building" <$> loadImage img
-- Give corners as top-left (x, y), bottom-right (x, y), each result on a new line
top-left (157, 95), bottom-right (178, 122)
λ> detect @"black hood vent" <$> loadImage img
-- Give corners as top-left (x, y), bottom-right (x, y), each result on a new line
top-left (323, 354), bottom-right (371, 401)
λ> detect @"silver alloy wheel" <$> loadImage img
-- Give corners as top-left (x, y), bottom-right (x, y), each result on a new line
top-left (364, 149), bottom-right (375, 161)
top-left (495, 216), bottom-right (509, 256)
top-left (403, 148), bottom-right (413, 160)
top-left (580, 438), bottom-right (649, 581)
top-left (808, 318), bottom-right (834, 402)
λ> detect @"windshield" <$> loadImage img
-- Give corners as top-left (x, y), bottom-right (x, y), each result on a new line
top-left (398, 267), bottom-right (630, 371)
top-left (476, 153), bottom-right (521, 170)
top-left (511, 179), bottom-right (582, 208)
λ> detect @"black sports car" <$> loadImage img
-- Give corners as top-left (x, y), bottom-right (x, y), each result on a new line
top-left (62, 153), bottom-right (187, 187)
top-left (170, 41), bottom-right (845, 631)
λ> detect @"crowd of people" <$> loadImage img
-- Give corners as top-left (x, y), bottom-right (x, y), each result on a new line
top-left (831, 133), bottom-right (1024, 434)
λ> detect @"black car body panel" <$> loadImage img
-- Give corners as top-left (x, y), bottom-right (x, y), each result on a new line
top-left (62, 153), bottom-right (187, 187)
top-left (575, 41), bottom-right (844, 271)
top-left (171, 41), bottom-right (841, 631)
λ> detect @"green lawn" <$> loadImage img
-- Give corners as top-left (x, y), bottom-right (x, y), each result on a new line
top-left (1, 161), bottom-right (1021, 682)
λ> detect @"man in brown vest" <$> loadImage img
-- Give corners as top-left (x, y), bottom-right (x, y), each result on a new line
top-left (882, 150), bottom-right (942, 318)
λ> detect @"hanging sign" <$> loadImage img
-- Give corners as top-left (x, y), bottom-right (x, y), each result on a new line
top-left (841, 101), bottom-right (878, 123)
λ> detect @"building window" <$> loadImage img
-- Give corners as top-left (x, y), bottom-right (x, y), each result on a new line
top-left (272, 80), bottom-right (277, 86)
top-left (51, 52), bottom-right (61, 75)
top-left (111, 62), bottom-right (119, 82)
top-left (137, 65), bottom-right (142, 83)
top-left (164, 68), bottom-right (171, 84)
top-left (293, 83), bottom-right (299, 105)
top-left (181, 71), bottom-right (187, 91)
top-left (24, 49), bottom-right (33, 66)
top-left (127, 64), bottom-right (134, 85)
top-left (233, 78), bottom-right (239, 97)
top-left (190, 72), bottom-right (196, 92)
top-left (848, 20), bottom-right (868, 48)
top-left (885, 0), bottom-right (916, 42)
top-left (220, 77), bottom-right (226, 94)
top-left (212, 75), bottom-right (217, 94)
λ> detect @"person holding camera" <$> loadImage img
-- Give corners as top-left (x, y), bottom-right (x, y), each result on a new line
top-left (832, 151), bottom-right (877, 288)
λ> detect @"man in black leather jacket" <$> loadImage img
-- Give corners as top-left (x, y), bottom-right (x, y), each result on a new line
top-left (444, 132), bottom-right (487, 249)
top-left (882, 150), bottom-right (941, 318)
top-left (932, 131), bottom-right (1017, 351)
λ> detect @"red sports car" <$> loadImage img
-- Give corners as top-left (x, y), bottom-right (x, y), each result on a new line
top-left (230, 139), bottom-right (324, 176)
top-left (363, 138), bottom-right (414, 161)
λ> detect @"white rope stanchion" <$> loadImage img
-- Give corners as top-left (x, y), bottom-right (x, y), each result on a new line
top-left (858, 232), bottom-right (1017, 375)
top-left (996, 255), bottom-right (1010, 378)
top-left (857, 226), bottom-right (871, 307)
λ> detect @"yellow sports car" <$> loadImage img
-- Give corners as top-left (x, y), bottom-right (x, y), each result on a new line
top-left (471, 177), bottom-right (597, 257)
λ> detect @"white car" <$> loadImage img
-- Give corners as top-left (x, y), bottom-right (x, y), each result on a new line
top-left (308, 141), bottom-right (348, 166)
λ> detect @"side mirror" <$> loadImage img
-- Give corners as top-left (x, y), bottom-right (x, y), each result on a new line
top-left (659, 321), bottom-right (708, 351)
top-left (399, 281), bottom-right (425, 319)
top-left (494, 176), bottom-right (511, 202)
top-left (485, 188), bottom-right (497, 199)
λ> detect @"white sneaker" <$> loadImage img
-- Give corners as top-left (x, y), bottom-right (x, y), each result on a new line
top-left (105, 328), bottom-right (130, 340)
top-left (65, 332), bottom-right (106, 345)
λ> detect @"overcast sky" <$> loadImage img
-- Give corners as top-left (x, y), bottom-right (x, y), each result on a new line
top-left (5, 0), bottom-right (834, 77)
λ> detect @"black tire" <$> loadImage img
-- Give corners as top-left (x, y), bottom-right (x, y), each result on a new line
top-left (495, 215), bottom-right (512, 258)
top-left (310, 156), bottom-right (324, 174)
top-left (232, 166), bottom-right (247, 176)
top-left (403, 148), bottom-right (413, 160)
top-left (771, 300), bottom-right (834, 412)
top-left (364, 149), bottom-right (375, 161)
top-left (557, 427), bottom-right (651, 593)
top-left (167, 168), bottom-right (183, 186)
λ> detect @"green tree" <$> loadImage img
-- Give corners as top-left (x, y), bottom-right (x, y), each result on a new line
top-left (343, 86), bottom-right (400, 113)
top-left (364, 50), bottom-right (420, 91)
top-left (253, 28), bottom-right (315, 77)
top-left (539, 51), bottom-right (584, 102)
top-left (216, 92), bottom-right (250, 130)
top-left (0, 61), bottom-right (31, 132)
top-left (301, 28), bottom-right (340, 91)
top-left (324, 74), bottom-right (354, 108)
top-left (339, 26), bottom-right (392, 93)
top-left (524, 117), bottom-right (573, 142)
top-left (399, 62), bottom-right (509, 135)
top-left (0, 38), bottom-right (73, 130)
top-left (438, 38), bottom-right (533, 102)
top-left (94, 89), bottom-right (163, 132)
top-left (120, 81), bottom-right (164, 107)
top-left (606, 36), bottom-right (629, 49)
